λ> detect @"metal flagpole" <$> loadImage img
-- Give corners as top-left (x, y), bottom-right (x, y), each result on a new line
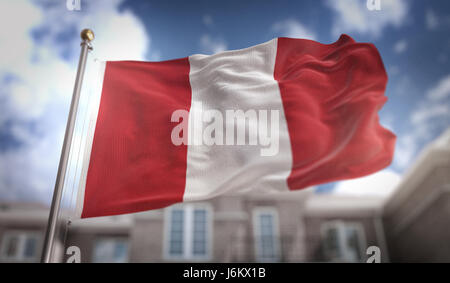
top-left (41, 29), bottom-right (95, 263)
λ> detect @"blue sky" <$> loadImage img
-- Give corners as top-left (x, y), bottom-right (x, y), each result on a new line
top-left (0, 0), bottom-right (449, 203)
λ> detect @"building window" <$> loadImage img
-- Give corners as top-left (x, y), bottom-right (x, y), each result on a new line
top-left (92, 238), bottom-right (129, 263)
top-left (321, 221), bottom-right (366, 262)
top-left (165, 204), bottom-right (212, 260)
top-left (192, 209), bottom-right (207, 256)
top-left (169, 209), bottom-right (184, 256)
top-left (253, 208), bottom-right (280, 262)
top-left (0, 231), bottom-right (40, 262)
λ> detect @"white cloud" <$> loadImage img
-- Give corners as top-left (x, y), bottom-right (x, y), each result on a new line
top-left (410, 75), bottom-right (450, 127)
top-left (334, 170), bottom-right (401, 198)
top-left (388, 65), bottom-right (400, 76)
top-left (426, 74), bottom-right (450, 101)
top-left (31, 0), bottom-right (149, 62)
top-left (393, 39), bottom-right (407, 54)
top-left (0, 0), bottom-right (150, 203)
top-left (380, 113), bottom-right (395, 133)
top-left (0, 1), bottom-right (42, 74)
top-left (411, 104), bottom-right (450, 125)
top-left (426, 9), bottom-right (439, 30)
top-left (202, 14), bottom-right (214, 28)
top-left (394, 74), bottom-right (450, 169)
top-left (394, 134), bottom-right (417, 169)
top-left (271, 19), bottom-right (317, 40)
top-left (326, 0), bottom-right (409, 38)
top-left (200, 34), bottom-right (227, 54)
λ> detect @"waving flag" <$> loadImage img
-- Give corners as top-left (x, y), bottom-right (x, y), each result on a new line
top-left (75, 34), bottom-right (395, 218)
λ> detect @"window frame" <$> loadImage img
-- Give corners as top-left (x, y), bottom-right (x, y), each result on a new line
top-left (252, 207), bottom-right (281, 262)
top-left (0, 230), bottom-right (41, 262)
top-left (163, 203), bottom-right (213, 261)
top-left (320, 220), bottom-right (367, 263)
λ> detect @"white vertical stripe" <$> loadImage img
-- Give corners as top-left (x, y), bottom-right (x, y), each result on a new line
top-left (74, 61), bottom-right (106, 219)
top-left (184, 39), bottom-right (293, 201)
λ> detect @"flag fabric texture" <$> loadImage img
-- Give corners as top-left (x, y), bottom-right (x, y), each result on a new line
top-left (76, 34), bottom-right (395, 218)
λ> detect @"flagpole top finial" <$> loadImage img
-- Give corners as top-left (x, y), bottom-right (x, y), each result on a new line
top-left (81, 29), bottom-right (94, 42)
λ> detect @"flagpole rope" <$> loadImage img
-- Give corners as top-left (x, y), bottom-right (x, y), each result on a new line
top-left (68, 66), bottom-right (93, 219)
top-left (57, 57), bottom-right (95, 255)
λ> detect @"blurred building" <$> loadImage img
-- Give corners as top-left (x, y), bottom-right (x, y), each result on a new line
top-left (0, 128), bottom-right (449, 263)
top-left (383, 127), bottom-right (450, 262)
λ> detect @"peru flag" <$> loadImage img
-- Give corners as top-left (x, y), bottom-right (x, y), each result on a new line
top-left (75, 35), bottom-right (395, 218)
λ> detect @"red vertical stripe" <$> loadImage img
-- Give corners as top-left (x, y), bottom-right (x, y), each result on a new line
top-left (82, 59), bottom-right (191, 218)
top-left (274, 35), bottom-right (396, 190)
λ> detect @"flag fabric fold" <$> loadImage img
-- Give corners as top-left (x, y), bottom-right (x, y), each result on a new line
top-left (76, 34), bottom-right (395, 219)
